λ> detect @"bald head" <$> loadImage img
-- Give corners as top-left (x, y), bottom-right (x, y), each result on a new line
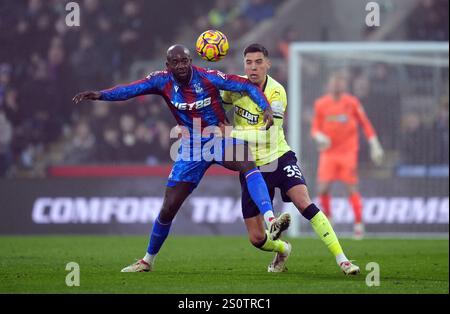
top-left (167, 44), bottom-right (191, 60)
top-left (166, 44), bottom-right (192, 83)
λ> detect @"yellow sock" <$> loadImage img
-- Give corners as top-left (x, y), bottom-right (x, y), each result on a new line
top-left (260, 231), bottom-right (286, 254)
top-left (310, 211), bottom-right (343, 257)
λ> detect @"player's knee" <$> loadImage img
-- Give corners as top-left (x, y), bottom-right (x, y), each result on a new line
top-left (240, 161), bottom-right (257, 174)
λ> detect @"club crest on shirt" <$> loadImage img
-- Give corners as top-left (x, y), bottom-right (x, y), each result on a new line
top-left (193, 83), bottom-right (203, 94)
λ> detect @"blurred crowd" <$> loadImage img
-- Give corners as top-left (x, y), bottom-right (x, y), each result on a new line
top-left (0, 0), bottom-right (209, 177)
top-left (0, 0), bottom-right (448, 178)
top-left (399, 102), bottom-right (449, 165)
top-left (348, 63), bottom-right (448, 166)
top-left (359, 63), bottom-right (448, 166)
top-left (0, 0), bottom-right (284, 177)
top-left (1, 0), bottom-right (172, 176)
top-left (195, 0), bottom-right (279, 41)
top-left (407, 0), bottom-right (449, 41)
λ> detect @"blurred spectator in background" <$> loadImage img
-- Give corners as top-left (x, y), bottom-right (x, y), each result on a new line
top-left (350, 69), bottom-right (370, 105)
top-left (407, 0), bottom-right (449, 41)
top-left (70, 31), bottom-right (109, 105)
top-left (63, 120), bottom-right (96, 164)
top-left (2, 89), bottom-right (22, 128)
top-left (95, 15), bottom-right (117, 82)
top-left (119, 113), bottom-right (138, 160)
top-left (89, 102), bottom-right (113, 140)
top-left (132, 123), bottom-right (159, 164)
top-left (96, 125), bottom-right (122, 163)
top-left (277, 26), bottom-right (301, 60)
top-left (195, 0), bottom-right (246, 40)
top-left (207, 0), bottom-right (241, 29)
top-left (117, 0), bottom-right (148, 77)
top-left (137, 103), bottom-right (172, 163)
top-left (400, 112), bottom-right (429, 164)
top-left (82, 0), bottom-right (102, 30)
top-left (242, 0), bottom-right (274, 24)
top-left (366, 63), bottom-right (401, 150)
top-left (47, 37), bottom-right (72, 131)
top-left (0, 110), bottom-right (13, 176)
top-left (0, 63), bottom-right (12, 107)
top-left (33, 7), bottom-right (54, 56)
top-left (301, 59), bottom-right (322, 110)
top-left (21, 53), bottom-right (54, 146)
top-left (151, 120), bottom-right (172, 163)
top-left (430, 100), bottom-right (449, 164)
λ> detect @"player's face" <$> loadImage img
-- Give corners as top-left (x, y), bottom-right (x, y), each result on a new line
top-left (328, 76), bottom-right (347, 94)
top-left (244, 52), bottom-right (271, 86)
top-left (166, 54), bottom-right (192, 82)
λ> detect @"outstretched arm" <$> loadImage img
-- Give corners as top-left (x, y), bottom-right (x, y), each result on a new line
top-left (73, 72), bottom-right (166, 104)
top-left (72, 91), bottom-right (102, 104)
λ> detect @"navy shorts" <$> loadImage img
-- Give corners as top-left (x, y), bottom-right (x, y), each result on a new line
top-left (239, 151), bottom-right (307, 219)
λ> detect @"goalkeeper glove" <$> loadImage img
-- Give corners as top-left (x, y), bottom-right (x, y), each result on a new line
top-left (313, 132), bottom-right (331, 151)
top-left (369, 136), bottom-right (384, 166)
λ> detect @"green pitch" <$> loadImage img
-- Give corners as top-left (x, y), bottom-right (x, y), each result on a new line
top-left (0, 236), bottom-right (447, 294)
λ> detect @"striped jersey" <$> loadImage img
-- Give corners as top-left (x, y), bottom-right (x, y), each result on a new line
top-left (100, 65), bottom-right (270, 143)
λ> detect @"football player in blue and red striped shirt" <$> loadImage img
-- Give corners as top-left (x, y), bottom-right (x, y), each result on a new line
top-left (73, 44), bottom-right (290, 272)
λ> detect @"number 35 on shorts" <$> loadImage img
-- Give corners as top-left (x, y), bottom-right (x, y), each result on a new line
top-left (283, 165), bottom-right (303, 179)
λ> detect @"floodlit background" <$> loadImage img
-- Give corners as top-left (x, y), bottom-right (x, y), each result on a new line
top-left (0, 0), bottom-right (448, 236)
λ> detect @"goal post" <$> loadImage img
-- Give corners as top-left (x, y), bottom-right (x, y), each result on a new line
top-left (286, 42), bottom-right (449, 237)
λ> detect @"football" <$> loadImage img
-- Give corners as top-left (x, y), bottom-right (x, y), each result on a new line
top-left (195, 30), bottom-right (229, 62)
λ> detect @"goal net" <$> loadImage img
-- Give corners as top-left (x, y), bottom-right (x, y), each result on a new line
top-left (286, 42), bottom-right (449, 237)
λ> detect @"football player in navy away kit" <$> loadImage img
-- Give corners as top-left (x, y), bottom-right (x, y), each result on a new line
top-left (222, 44), bottom-right (360, 275)
top-left (73, 45), bottom-right (291, 272)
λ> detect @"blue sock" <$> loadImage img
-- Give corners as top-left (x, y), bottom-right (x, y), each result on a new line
top-left (147, 215), bottom-right (172, 255)
top-left (244, 168), bottom-right (273, 215)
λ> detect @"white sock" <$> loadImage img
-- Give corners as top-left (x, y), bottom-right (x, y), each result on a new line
top-left (143, 253), bottom-right (156, 265)
top-left (263, 211), bottom-right (276, 228)
top-left (336, 253), bottom-right (348, 265)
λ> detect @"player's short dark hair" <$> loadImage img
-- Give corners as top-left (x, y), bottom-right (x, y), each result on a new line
top-left (244, 44), bottom-right (269, 58)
